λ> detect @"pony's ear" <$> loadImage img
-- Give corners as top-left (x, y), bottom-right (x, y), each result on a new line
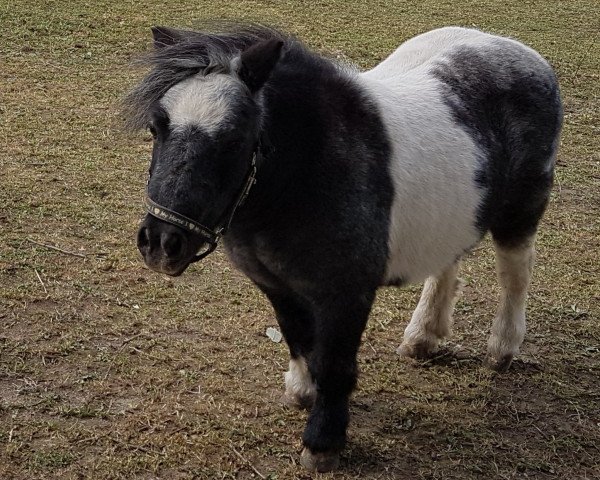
top-left (238, 39), bottom-right (283, 93)
top-left (151, 26), bottom-right (188, 49)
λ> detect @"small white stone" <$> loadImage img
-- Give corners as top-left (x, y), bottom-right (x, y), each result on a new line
top-left (266, 327), bottom-right (283, 343)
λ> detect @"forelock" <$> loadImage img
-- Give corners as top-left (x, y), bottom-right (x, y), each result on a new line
top-left (122, 23), bottom-right (288, 131)
top-left (122, 53), bottom-right (236, 131)
top-left (160, 73), bottom-right (248, 135)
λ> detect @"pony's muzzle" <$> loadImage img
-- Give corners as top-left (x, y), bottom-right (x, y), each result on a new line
top-left (137, 217), bottom-right (191, 276)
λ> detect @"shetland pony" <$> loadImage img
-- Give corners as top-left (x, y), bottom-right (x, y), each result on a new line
top-left (126, 25), bottom-right (562, 471)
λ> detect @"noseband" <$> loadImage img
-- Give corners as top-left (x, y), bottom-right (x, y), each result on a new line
top-left (144, 150), bottom-right (258, 262)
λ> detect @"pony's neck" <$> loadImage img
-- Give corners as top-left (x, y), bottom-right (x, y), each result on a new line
top-left (250, 58), bottom-right (343, 201)
top-left (230, 47), bottom-right (374, 234)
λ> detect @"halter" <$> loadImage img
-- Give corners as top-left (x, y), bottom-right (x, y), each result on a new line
top-left (144, 150), bottom-right (258, 262)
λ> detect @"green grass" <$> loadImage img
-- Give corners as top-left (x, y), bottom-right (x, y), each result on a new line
top-left (1, 0), bottom-right (599, 478)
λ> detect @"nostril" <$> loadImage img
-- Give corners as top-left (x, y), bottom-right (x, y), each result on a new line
top-left (137, 227), bottom-right (150, 250)
top-left (161, 232), bottom-right (185, 258)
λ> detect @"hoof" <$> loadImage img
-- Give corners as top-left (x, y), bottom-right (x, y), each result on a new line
top-left (485, 354), bottom-right (514, 373)
top-left (396, 340), bottom-right (437, 359)
top-left (300, 448), bottom-right (340, 473)
top-left (280, 392), bottom-right (314, 410)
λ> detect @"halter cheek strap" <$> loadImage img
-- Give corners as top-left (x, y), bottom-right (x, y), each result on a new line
top-left (144, 151), bottom-right (257, 262)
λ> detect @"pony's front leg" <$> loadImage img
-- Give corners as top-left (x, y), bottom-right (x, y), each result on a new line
top-left (300, 293), bottom-right (374, 473)
top-left (262, 288), bottom-right (316, 409)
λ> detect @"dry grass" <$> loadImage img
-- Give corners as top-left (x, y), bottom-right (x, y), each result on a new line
top-left (1, 0), bottom-right (599, 478)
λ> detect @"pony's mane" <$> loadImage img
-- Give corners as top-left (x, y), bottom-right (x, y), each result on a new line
top-left (123, 23), bottom-right (290, 131)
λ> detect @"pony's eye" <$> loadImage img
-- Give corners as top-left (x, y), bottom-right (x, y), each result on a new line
top-left (148, 124), bottom-right (157, 139)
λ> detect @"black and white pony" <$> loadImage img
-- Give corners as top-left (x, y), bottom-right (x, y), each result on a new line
top-left (126, 24), bottom-right (562, 472)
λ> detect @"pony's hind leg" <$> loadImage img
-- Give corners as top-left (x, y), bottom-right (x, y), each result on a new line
top-left (486, 236), bottom-right (535, 372)
top-left (397, 261), bottom-right (462, 359)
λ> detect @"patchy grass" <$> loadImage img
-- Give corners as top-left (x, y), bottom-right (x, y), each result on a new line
top-left (1, 0), bottom-right (599, 478)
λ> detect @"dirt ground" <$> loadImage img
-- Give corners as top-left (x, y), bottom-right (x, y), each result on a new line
top-left (1, 0), bottom-right (599, 479)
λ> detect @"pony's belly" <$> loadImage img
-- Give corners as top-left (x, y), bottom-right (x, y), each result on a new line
top-left (382, 173), bottom-right (483, 285)
top-left (383, 221), bottom-right (481, 285)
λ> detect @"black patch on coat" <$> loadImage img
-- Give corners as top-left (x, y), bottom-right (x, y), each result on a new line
top-left (432, 41), bottom-right (563, 247)
top-left (225, 40), bottom-right (395, 294)
top-left (128, 24), bottom-right (396, 456)
top-left (221, 35), bottom-right (394, 454)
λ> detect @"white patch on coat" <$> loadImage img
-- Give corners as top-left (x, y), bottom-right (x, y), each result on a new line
top-left (487, 237), bottom-right (535, 363)
top-left (358, 77), bottom-right (482, 282)
top-left (284, 357), bottom-right (316, 404)
top-left (362, 27), bottom-right (493, 81)
top-left (359, 27), bottom-right (518, 283)
top-left (160, 73), bottom-right (241, 135)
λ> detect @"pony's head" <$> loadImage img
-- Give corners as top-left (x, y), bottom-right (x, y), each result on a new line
top-left (125, 26), bottom-right (283, 276)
